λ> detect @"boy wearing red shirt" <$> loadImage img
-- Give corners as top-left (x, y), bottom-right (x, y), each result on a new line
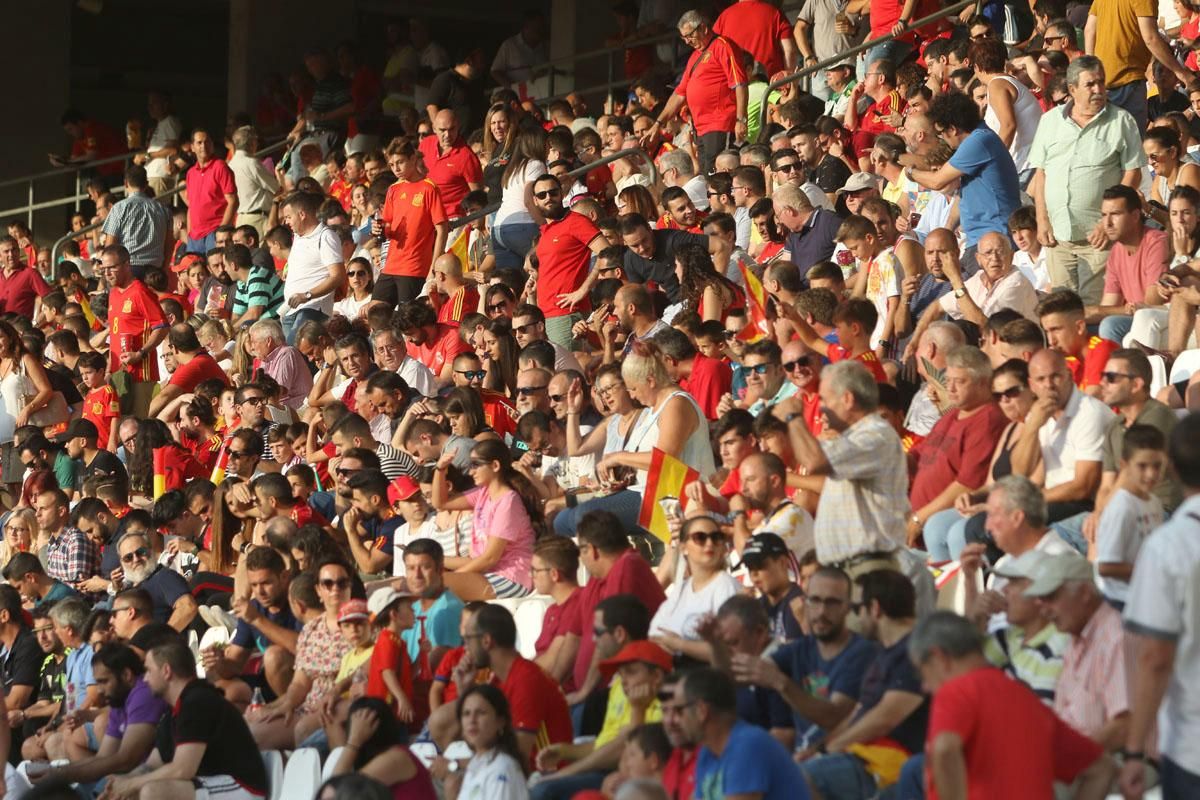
top-left (373, 138), bottom-right (449, 307)
top-left (783, 298), bottom-right (889, 383)
top-left (78, 352), bottom-right (120, 452)
top-left (365, 588), bottom-right (418, 724)
top-left (1037, 289), bottom-right (1116, 396)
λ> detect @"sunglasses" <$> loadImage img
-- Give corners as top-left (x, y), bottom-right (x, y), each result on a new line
top-left (241, 396), bottom-right (266, 406)
top-left (775, 162), bottom-right (800, 173)
top-left (533, 189), bottom-right (562, 199)
top-left (514, 322), bottom-right (539, 334)
top-left (121, 547), bottom-right (150, 564)
top-left (487, 302), bottom-right (508, 313)
top-left (747, 364), bottom-right (772, 375)
top-left (1101, 371), bottom-right (1135, 383)
top-left (320, 577), bottom-right (351, 591)
top-left (456, 369), bottom-right (487, 380)
top-left (517, 385), bottom-right (548, 395)
top-left (992, 385), bottom-right (1024, 401)
top-left (347, 270), bottom-right (369, 278)
top-left (783, 358), bottom-right (811, 373)
top-left (723, 330), bottom-right (739, 339)
top-left (227, 450), bottom-right (252, 459)
top-left (336, 466), bottom-right (360, 477)
top-left (688, 530), bottom-right (727, 545)
top-left (468, 459), bottom-right (491, 469)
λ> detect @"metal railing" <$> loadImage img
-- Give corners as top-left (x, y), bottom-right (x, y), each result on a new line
top-left (448, 146), bottom-right (658, 231)
top-left (50, 139), bottom-right (289, 265)
top-left (755, 0), bottom-right (977, 142)
top-left (0, 150), bottom-right (144, 229)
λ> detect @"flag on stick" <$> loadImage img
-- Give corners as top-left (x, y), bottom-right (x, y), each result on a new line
top-left (638, 448), bottom-right (700, 543)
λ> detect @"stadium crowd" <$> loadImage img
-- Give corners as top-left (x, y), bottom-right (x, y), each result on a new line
top-left (7, 0), bottom-right (1200, 798)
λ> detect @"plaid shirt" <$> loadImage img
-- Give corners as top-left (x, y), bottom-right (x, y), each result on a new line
top-left (45, 527), bottom-right (101, 584)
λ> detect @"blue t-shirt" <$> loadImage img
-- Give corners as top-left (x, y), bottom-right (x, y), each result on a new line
top-left (852, 632), bottom-right (929, 754)
top-left (63, 646), bottom-right (94, 710)
top-left (947, 124), bottom-right (1020, 247)
top-left (908, 274), bottom-right (954, 321)
top-left (231, 600), bottom-right (302, 654)
top-left (139, 567), bottom-right (191, 624)
top-left (771, 633), bottom-right (879, 748)
top-left (400, 589), bottom-right (464, 664)
top-left (695, 720), bottom-right (809, 800)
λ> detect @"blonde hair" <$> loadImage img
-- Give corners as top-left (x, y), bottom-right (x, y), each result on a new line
top-left (621, 340), bottom-right (672, 387)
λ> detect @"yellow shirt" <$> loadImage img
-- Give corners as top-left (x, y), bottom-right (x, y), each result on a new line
top-left (1089, 0), bottom-right (1156, 88)
top-left (594, 676), bottom-right (664, 749)
top-left (336, 644), bottom-right (375, 696)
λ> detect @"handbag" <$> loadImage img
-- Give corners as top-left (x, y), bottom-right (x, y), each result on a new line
top-left (20, 361), bottom-right (70, 429)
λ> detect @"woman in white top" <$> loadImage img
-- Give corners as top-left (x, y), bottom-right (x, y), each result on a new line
top-left (332, 256), bottom-right (375, 321)
top-left (973, 39), bottom-right (1042, 176)
top-left (1144, 126), bottom-right (1200, 229)
top-left (650, 516), bottom-right (741, 663)
top-left (0, 320), bottom-right (52, 443)
top-left (491, 127), bottom-right (548, 272)
top-left (440, 685), bottom-right (530, 800)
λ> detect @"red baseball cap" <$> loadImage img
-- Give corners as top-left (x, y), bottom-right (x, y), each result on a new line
top-left (171, 253), bottom-right (204, 273)
top-left (599, 640), bottom-right (673, 679)
top-left (387, 476), bottom-right (421, 505)
top-left (337, 599), bottom-right (369, 623)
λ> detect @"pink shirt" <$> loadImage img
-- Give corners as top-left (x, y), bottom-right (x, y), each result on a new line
top-left (1103, 228), bottom-right (1168, 304)
top-left (186, 159), bottom-right (237, 239)
top-left (465, 485), bottom-right (534, 589)
top-left (1053, 601), bottom-right (1129, 739)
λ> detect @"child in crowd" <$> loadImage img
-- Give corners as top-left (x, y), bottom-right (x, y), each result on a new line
top-left (267, 427), bottom-right (302, 474)
top-left (1093, 425), bottom-right (1167, 609)
top-left (694, 321), bottom-right (728, 361)
top-left (600, 723), bottom-right (674, 796)
top-left (323, 599), bottom-right (377, 736)
top-left (1009, 206), bottom-right (1050, 292)
top-left (288, 463), bottom-right (319, 501)
top-left (837, 215), bottom-right (901, 358)
top-left (78, 351), bottom-right (120, 452)
top-left (364, 587), bottom-right (418, 724)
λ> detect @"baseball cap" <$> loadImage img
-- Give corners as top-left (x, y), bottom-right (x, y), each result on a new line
top-left (56, 418), bottom-right (99, 443)
top-left (1021, 553), bottom-right (1095, 598)
top-left (735, 533), bottom-right (790, 570)
top-left (367, 587), bottom-right (416, 621)
top-left (837, 172), bottom-right (881, 194)
top-left (387, 476), bottom-right (421, 505)
top-left (337, 599), bottom-right (370, 623)
top-left (171, 253), bottom-right (204, 274)
top-left (599, 640), bottom-right (673, 679)
top-left (827, 60), bottom-right (854, 71)
top-left (990, 550), bottom-right (1042, 581)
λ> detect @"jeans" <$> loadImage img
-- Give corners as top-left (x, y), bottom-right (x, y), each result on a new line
top-left (529, 771), bottom-right (607, 800)
top-left (1049, 511), bottom-right (1090, 556)
top-left (1099, 314), bottom-right (1132, 345)
top-left (922, 508), bottom-right (971, 562)
top-left (797, 752), bottom-right (877, 799)
top-left (1108, 81), bottom-right (1149, 131)
top-left (1163, 756), bottom-right (1200, 799)
top-left (859, 40), bottom-right (912, 80)
top-left (492, 221), bottom-right (541, 270)
top-left (187, 231), bottom-right (217, 254)
top-left (878, 754), bottom-right (925, 800)
top-left (282, 307), bottom-right (328, 346)
top-left (553, 488), bottom-right (647, 537)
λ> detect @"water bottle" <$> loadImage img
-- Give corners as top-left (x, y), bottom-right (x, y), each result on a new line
top-left (249, 687), bottom-right (265, 713)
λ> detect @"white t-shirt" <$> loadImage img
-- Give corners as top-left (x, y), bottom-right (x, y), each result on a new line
top-left (459, 749), bottom-right (530, 800)
top-left (333, 294), bottom-right (372, 321)
top-left (146, 115), bottom-right (182, 179)
top-left (397, 355), bottom-right (437, 397)
top-left (1096, 487), bottom-right (1163, 603)
top-left (495, 160), bottom-right (545, 228)
top-left (650, 571), bottom-right (741, 640)
top-left (1013, 247), bottom-right (1051, 293)
top-left (282, 223), bottom-right (342, 317)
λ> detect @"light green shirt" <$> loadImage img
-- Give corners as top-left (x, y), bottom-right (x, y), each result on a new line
top-left (1027, 100), bottom-right (1145, 242)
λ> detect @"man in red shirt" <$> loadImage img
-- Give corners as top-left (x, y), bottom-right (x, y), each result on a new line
top-left (99, 244), bottom-right (168, 417)
top-left (177, 396), bottom-right (223, 472)
top-left (375, 138), bottom-right (449, 305)
top-left (185, 129), bottom-right (238, 253)
top-left (1037, 289), bottom-right (1116, 396)
top-left (394, 301), bottom-right (470, 388)
top-left (847, 59), bottom-right (905, 167)
top-left (531, 175), bottom-right (607, 350)
top-left (51, 110), bottom-right (126, 178)
top-left (530, 537), bottom-right (582, 693)
top-left (419, 110), bottom-right (484, 218)
top-left (642, 10), bottom-right (748, 174)
top-left (713, 0), bottom-right (797, 76)
top-left (149, 324), bottom-right (230, 417)
top-left (910, 610), bottom-right (1113, 800)
top-left (0, 237), bottom-right (51, 318)
top-left (428, 253), bottom-right (479, 326)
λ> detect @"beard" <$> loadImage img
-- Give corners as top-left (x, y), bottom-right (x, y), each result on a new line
top-left (124, 561), bottom-right (155, 585)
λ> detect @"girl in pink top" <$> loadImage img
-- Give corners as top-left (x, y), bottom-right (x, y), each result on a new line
top-left (431, 438), bottom-right (541, 601)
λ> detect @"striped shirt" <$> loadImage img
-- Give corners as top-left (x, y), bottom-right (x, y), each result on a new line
top-left (232, 266), bottom-right (284, 320)
top-left (1053, 601), bottom-right (1129, 739)
top-left (376, 443), bottom-right (419, 481)
top-left (101, 191), bottom-right (171, 267)
top-left (983, 623), bottom-right (1070, 704)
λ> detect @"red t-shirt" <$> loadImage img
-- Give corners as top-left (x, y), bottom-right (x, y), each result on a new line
top-left (329, 178), bottom-right (354, 212)
top-left (109, 279), bottom-right (168, 382)
top-left (852, 90), bottom-right (905, 160)
top-left (909, 403), bottom-right (1008, 510)
top-left (418, 137), bottom-right (484, 218)
top-left (181, 432), bottom-right (223, 472)
top-left (365, 628), bottom-right (413, 712)
top-left (584, 164), bottom-right (614, 201)
top-left (382, 179), bottom-right (448, 278)
top-left (83, 385), bottom-right (120, 450)
top-left (502, 656), bottom-right (573, 768)
top-left (0, 266), bottom-right (51, 318)
top-left (826, 342), bottom-right (888, 383)
top-left (71, 120), bottom-right (126, 176)
top-left (1066, 336), bottom-right (1118, 390)
top-left (536, 212), bottom-right (603, 320)
top-left (927, 668), bottom-right (1102, 800)
top-left (406, 323), bottom-right (470, 376)
top-left (481, 390), bottom-right (519, 440)
top-left (569, 549), bottom-right (666, 691)
top-left (719, 466), bottom-right (743, 499)
top-left (663, 747), bottom-right (698, 800)
top-left (434, 647), bottom-right (499, 705)
top-left (168, 352), bottom-right (230, 393)
top-left (157, 446), bottom-right (208, 492)
top-left (675, 35), bottom-right (748, 136)
top-left (435, 285), bottom-right (480, 326)
top-left (186, 159), bottom-right (237, 239)
top-left (680, 354), bottom-right (732, 420)
top-left (713, 0), bottom-right (793, 76)
top-left (534, 590), bottom-right (583, 693)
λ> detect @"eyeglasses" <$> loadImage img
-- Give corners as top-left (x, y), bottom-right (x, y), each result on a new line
top-left (1101, 371), bottom-right (1135, 383)
top-left (320, 577), bottom-right (351, 591)
top-left (597, 382), bottom-right (624, 396)
top-left (4, 526), bottom-right (28, 533)
top-left (688, 530), bottom-right (727, 545)
top-left (241, 396), bottom-right (265, 406)
top-left (531, 566), bottom-right (554, 575)
top-left (517, 385), bottom-right (548, 395)
top-left (347, 270), bottom-right (369, 278)
top-left (533, 189), bottom-right (562, 199)
top-left (120, 547), bottom-right (150, 564)
top-left (111, 605), bottom-right (133, 615)
top-left (706, 191), bottom-right (721, 197)
top-left (456, 369), bottom-right (487, 380)
top-left (775, 162), bottom-right (800, 173)
top-left (1146, 151), bottom-right (1168, 162)
top-left (723, 330), bottom-right (740, 339)
top-left (782, 358), bottom-right (811, 373)
top-left (468, 459), bottom-right (491, 469)
top-left (992, 385), bottom-right (1024, 401)
top-left (747, 363), bottom-right (772, 375)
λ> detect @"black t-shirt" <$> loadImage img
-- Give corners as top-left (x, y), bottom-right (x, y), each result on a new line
top-left (808, 153), bottom-right (851, 195)
top-left (622, 229), bottom-right (707, 303)
top-left (46, 364), bottom-right (83, 406)
top-left (77, 449), bottom-right (128, 493)
top-left (428, 69), bottom-right (484, 133)
top-left (157, 680), bottom-right (268, 791)
top-left (2, 628), bottom-right (44, 693)
top-left (137, 566), bottom-right (191, 624)
top-left (36, 653), bottom-right (67, 704)
top-left (854, 632), bottom-right (929, 753)
top-left (129, 622), bottom-right (182, 654)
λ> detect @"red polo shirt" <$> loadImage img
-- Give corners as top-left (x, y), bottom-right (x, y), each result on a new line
top-left (109, 279), bottom-right (168, 383)
top-left (0, 266), bottom-right (50, 318)
top-left (405, 323), bottom-right (470, 376)
top-left (674, 35), bottom-right (747, 136)
top-left (713, 0), bottom-right (793, 76)
top-left (381, 179), bottom-right (448, 278)
top-left (168, 352), bottom-right (230, 392)
top-left (535, 212), bottom-right (603, 320)
top-left (418, 137), bottom-right (483, 218)
top-left (186, 158), bottom-right (236, 239)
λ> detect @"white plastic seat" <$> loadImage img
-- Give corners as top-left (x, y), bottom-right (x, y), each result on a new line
top-left (279, 747), bottom-right (322, 800)
top-left (262, 750), bottom-right (284, 800)
top-left (513, 595), bottom-right (553, 660)
top-left (1168, 348), bottom-right (1200, 385)
top-left (409, 742), bottom-right (439, 768)
top-left (1148, 353), bottom-right (1168, 400)
top-left (444, 740), bottom-right (472, 761)
top-left (321, 747), bottom-right (346, 783)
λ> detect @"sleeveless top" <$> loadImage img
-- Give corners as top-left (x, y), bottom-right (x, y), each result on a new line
top-left (0, 360), bottom-right (24, 442)
top-left (389, 746), bottom-right (438, 800)
top-left (603, 409), bottom-right (647, 457)
top-left (991, 422), bottom-right (1020, 481)
top-left (626, 389), bottom-right (716, 493)
top-left (983, 74), bottom-right (1042, 172)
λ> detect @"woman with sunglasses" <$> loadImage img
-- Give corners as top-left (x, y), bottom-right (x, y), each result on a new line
top-left (248, 556), bottom-right (356, 749)
top-left (431, 439), bottom-right (542, 602)
top-left (436, 684), bottom-right (529, 800)
top-left (333, 256), bottom-right (376, 322)
top-left (648, 516), bottom-right (740, 664)
top-left (921, 358), bottom-right (1035, 562)
top-left (0, 508), bottom-right (34, 568)
top-left (1144, 126), bottom-right (1200, 228)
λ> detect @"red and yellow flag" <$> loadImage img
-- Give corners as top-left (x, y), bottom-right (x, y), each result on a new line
top-left (446, 226), bottom-right (470, 271)
top-left (638, 448), bottom-right (700, 543)
top-left (71, 288), bottom-right (103, 332)
top-left (737, 260), bottom-right (770, 343)
top-left (209, 443), bottom-right (230, 485)
top-left (152, 447), bottom-right (166, 500)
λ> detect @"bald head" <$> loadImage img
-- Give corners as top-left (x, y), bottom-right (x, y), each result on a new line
top-left (1030, 347), bottom-right (1068, 375)
top-left (433, 252), bottom-right (463, 279)
top-left (433, 109), bottom-right (460, 150)
top-left (925, 228), bottom-right (956, 250)
top-left (979, 231), bottom-right (1013, 257)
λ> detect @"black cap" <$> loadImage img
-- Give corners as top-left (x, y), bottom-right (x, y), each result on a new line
top-left (56, 418), bottom-right (99, 443)
top-left (735, 532), bottom-right (790, 569)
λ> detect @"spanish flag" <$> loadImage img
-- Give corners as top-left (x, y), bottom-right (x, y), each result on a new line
top-left (737, 260), bottom-right (770, 343)
top-left (152, 447), bottom-right (166, 500)
top-left (446, 226), bottom-right (470, 272)
top-left (71, 288), bottom-right (103, 332)
top-left (638, 448), bottom-right (700, 543)
top-left (210, 443), bottom-right (230, 485)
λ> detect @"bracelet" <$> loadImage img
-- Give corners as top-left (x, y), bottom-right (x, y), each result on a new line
top-left (1120, 749), bottom-right (1146, 762)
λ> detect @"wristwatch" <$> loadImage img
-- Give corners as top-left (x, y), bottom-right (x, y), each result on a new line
top-left (953, 286), bottom-right (967, 299)
top-left (909, 513), bottom-right (922, 526)
top-left (446, 760), bottom-right (460, 774)
top-left (304, 291), bottom-right (313, 301)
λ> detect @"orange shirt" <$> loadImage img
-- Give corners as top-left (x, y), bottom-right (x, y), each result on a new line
top-left (381, 179), bottom-right (448, 278)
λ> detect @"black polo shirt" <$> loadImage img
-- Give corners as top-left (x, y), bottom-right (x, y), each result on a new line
top-left (157, 680), bottom-right (268, 792)
top-left (623, 229), bottom-right (707, 304)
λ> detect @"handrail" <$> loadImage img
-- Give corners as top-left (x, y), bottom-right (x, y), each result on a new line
top-left (755, 0), bottom-right (977, 142)
top-left (50, 139), bottom-right (289, 266)
top-left (0, 150), bottom-right (140, 192)
top-left (449, 146), bottom-right (658, 231)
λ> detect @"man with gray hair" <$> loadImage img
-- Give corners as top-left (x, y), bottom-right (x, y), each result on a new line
top-left (116, 532), bottom-right (198, 632)
top-left (658, 148), bottom-right (709, 212)
top-left (903, 319), bottom-right (966, 437)
top-left (772, 184), bottom-right (840, 282)
top-left (248, 318), bottom-right (313, 409)
top-left (905, 609), bottom-right (1114, 800)
top-left (229, 125), bottom-right (280, 238)
top-left (1028, 55), bottom-right (1144, 305)
top-left (639, 10), bottom-right (748, 173)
